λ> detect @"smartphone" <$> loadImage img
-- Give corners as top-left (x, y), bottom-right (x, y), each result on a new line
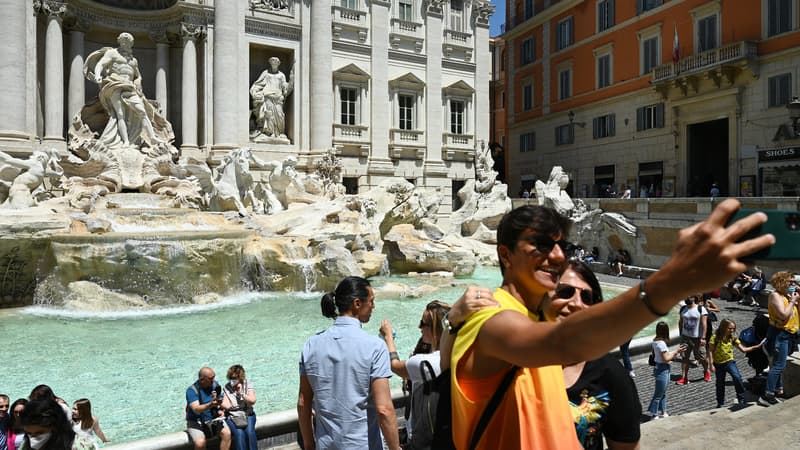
top-left (214, 385), bottom-right (222, 398)
top-left (727, 209), bottom-right (800, 260)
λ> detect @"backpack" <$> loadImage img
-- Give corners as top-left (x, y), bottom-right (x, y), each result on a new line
top-left (648, 348), bottom-right (656, 366)
top-left (430, 365), bottom-right (520, 450)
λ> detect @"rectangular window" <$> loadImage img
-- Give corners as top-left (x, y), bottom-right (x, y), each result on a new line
top-left (450, 0), bottom-right (464, 31)
top-left (523, 84), bottom-right (533, 111)
top-left (597, 54), bottom-right (611, 89)
top-left (520, 132), bottom-right (535, 152)
top-left (340, 87), bottom-right (357, 125)
top-left (398, 94), bottom-right (415, 130)
top-left (556, 17), bottom-right (574, 51)
top-left (636, 103), bottom-right (665, 130)
top-left (450, 100), bottom-right (465, 134)
top-left (598, 0), bottom-right (615, 32)
top-left (555, 124), bottom-right (574, 145)
top-left (642, 36), bottom-right (658, 74)
top-left (398, 0), bottom-right (413, 21)
top-left (592, 114), bottom-right (616, 139)
top-left (559, 69), bottom-right (572, 100)
top-left (768, 0), bottom-right (792, 36)
top-left (525, 0), bottom-right (534, 19)
top-left (768, 73), bottom-right (792, 107)
top-left (341, 0), bottom-right (358, 10)
top-left (520, 38), bottom-right (535, 65)
top-left (698, 15), bottom-right (718, 51)
top-left (637, 0), bottom-right (662, 14)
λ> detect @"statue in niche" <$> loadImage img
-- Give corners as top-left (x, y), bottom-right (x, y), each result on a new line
top-left (84, 32), bottom-right (173, 152)
top-left (0, 149), bottom-right (63, 208)
top-left (250, 57), bottom-right (294, 144)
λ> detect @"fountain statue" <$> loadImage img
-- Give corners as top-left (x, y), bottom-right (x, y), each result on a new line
top-left (449, 140), bottom-right (513, 241)
top-left (250, 57), bottom-right (294, 144)
top-left (0, 148), bottom-right (63, 208)
top-left (534, 166), bottom-right (575, 215)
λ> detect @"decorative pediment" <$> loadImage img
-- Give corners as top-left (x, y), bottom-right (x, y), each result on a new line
top-left (333, 63), bottom-right (371, 83)
top-left (443, 80), bottom-right (474, 96)
top-left (389, 73), bottom-right (425, 91)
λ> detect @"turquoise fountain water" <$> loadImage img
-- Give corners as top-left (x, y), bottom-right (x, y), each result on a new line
top-left (4, 267), bottom-right (666, 444)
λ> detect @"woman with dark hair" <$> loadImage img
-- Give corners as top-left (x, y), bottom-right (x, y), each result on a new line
top-left (71, 399), bottom-right (109, 444)
top-left (538, 260), bottom-right (641, 449)
top-left (18, 399), bottom-right (95, 450)
top-left (647, 322), bottom-right (686, 419)
top-left (8, 398), bottom-right (28, 450)
top-left (220, 364), bottom-right (257, 450)
top-left (379, 300), bottom-right (451, 449)
top-left (28, 386), bottom-right (71, 425)
top-left (297, 276), bottom-right (401, 450)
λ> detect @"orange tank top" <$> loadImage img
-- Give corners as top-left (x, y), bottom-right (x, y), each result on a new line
top-left (450, 288), bottom-right (582, 450)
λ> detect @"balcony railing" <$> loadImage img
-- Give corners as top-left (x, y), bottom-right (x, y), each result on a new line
top-left (332, 2), bottom-right (367, 25)
top-left (441, 133), bottom-right (474, 160)
top-left (443, 29), bottom-right (473, 49)
top-left (390, 18), bottom-right (424, 51)
top-left (333, 123), bottom-right (368, 140)
top-left (651, 40), bottom-right (757, 83)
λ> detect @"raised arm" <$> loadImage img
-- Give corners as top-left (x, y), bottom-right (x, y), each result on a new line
top-left (476, 200), bottom-right (773, 369)
top-left (379, 319), bottom-right (409, 378)
top-left (736, 338), bottom-right (765, 354)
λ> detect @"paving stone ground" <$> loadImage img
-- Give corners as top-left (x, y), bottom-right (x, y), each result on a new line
top-left (595, 272), bottom-right (769, 417)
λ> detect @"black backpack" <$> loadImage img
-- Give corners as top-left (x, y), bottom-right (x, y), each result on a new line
top-left (430, 365), bottom-right (520, 450)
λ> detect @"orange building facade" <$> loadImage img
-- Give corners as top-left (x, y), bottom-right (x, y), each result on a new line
top-left (499, 0), bottom-right (800, 198)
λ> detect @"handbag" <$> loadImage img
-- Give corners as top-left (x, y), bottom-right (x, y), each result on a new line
top-left (228, 409), bottom-right (248, 429)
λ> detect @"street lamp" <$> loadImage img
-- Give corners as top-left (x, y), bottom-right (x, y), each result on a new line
top-left (787, 97), bottom-right (800, 136)
top-left (568, 110), bottom-right (585, 128)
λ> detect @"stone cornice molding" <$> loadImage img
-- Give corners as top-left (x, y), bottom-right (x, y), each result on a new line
top-left (149, 28), bottom-right (170, 44)
top-left (368, 0), bottom-right (392, 7)
top-left (35, 0), bottom-right (67, 19)
top-left (64, 0), bottom-right (212, 37)
top-left (471, 0), bottom-right (494, 27)
top-left (244, 17), bottom-right (301, 41)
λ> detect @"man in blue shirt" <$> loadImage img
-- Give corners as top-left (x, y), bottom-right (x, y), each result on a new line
top-left (185, 367), bottom-right (231, 450)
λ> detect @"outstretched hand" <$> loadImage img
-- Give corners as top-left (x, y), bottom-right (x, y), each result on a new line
top-left (654, 199), bottom-right (774, 300)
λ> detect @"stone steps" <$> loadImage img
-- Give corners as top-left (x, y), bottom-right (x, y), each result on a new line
top-left (641, 395), bottom-right (800, 448)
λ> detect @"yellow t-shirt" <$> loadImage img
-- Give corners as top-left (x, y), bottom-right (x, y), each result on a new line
top-left (450, 288), bottom-right (582, 450)
top-left (768, 294), bottom-right (799, 334)
top-left (709, 334), bottom-right (739, 364)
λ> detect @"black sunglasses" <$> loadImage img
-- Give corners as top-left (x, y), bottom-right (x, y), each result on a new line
top-left (418, 320), bottom-right (433, 329)
top-left (522, 235), bottom-right (571, 255)
top-left (554, 284), bottom-right (597, 305)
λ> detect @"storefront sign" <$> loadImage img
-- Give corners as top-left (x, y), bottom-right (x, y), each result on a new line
top-left (758, 147), bottom-right (800, 162)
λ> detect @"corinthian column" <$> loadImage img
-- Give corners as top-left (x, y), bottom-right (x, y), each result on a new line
top-left (309, 0), bottom-right (333, 151)
top-left (473, 3), bottom-right (493, 147)
top-left (67, 20), bottom-right (89, 121)
top-left (181, 24), bottom-right (204, 153)
top-left (0, 0), bottom-right (32, 140)
top-left (368, 0), bottom-right (393, 179)
top-left (43, 1), bottom-right (67, 142)
top-left (151, 29), bottom-right (170, 118)
top-left (213, 1), bottom-right (241, 150)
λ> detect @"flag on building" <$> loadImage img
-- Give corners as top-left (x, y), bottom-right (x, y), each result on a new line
top-left (672, 24), bottom-right (680, 64)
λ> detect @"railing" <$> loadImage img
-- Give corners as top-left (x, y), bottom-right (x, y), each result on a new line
top-left (333, 123), bottom-right (369, 140)
top-left (391, 129), bottom-right (424, 143)
top-left (443, 29), bottom-right (473, 49)
top-left (332, 1), bottom-right (367, 25)
top-left (651, 40), bottom-right (757, 83)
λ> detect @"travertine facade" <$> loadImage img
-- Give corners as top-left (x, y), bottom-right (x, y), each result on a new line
top-left (0, 0), bottom-right (493, 217)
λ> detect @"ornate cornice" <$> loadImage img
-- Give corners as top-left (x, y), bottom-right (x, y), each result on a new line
top-left (34, 0), bottom-right (67, 19)
top-left (244, 17), bottom-right (301, 41)
top-left (426, 0), bottom-right (445, 15)
top-left (63, 0), bottom-right (212, 37)
top-left (180, 22), bottom-right (206, 41)
top-left (472, 0), bottom-right (494, 27)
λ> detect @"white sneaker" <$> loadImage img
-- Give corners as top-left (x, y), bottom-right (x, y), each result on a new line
top-left (628, 370), bottom-right (636, 378)
top-left (659, 412), bottom-right (669, 418)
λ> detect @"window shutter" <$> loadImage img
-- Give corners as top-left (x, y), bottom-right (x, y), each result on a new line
top-left (592, 117), bottom-right (599, 139)
top-left (636, 0), bottom-right (643, 15)
top-left (610, 114), bottom-right (616, 136)
top-left (782, 74), bottom-right (792, 104)
top-left (609, 0), bottom-right (615, 27)
top-left (656, 103), bottom-right (665, 128)
top-left (636, 106), bottom-right (644, 131)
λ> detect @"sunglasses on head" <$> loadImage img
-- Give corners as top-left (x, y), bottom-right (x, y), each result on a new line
top-left (554, 284), bottom-right (597, 305)
top-left (522, 235), bottom-right (571, 254)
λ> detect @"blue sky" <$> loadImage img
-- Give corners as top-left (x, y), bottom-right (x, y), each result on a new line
top-left (489, 0), bottom-right (506, 37)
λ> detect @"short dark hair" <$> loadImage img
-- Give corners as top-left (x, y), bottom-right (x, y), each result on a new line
top-left (496, 205), bottom-right (571, 275)
top-left (321, 276), bottom-right (372, 319)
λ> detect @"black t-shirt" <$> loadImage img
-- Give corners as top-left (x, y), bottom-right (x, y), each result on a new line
top-left (565, 354), bottom-right (642, 450)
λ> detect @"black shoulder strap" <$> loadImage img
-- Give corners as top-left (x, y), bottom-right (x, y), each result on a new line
top-left (468, 365), bottom-right (520, 450)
